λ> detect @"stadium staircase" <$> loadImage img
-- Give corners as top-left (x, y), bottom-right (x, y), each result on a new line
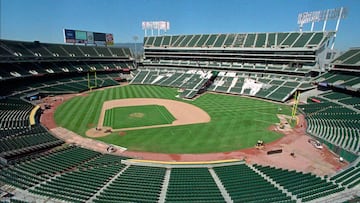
top-left (208, 168), bottom-right (232, 202)
top-left (86, 164), bottom-right (130, 203)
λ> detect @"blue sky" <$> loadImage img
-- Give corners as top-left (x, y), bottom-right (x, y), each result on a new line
top-left (0, 0), bottom-right (359, 51)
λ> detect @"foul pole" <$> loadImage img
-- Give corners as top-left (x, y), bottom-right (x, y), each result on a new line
top-left (291, 91), bottom-right (300, 120)
top-left (87, 71), bottom-right (97, 91)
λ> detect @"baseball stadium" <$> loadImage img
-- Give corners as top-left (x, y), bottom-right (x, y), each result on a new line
top-left (0, 1), bottom-right (359, 203)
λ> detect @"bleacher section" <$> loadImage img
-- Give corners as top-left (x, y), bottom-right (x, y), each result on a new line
top-left (0, 71), bottom-right (126, 97)
top-left (30, 164), bottom-right (124, 202)
top-left (314, 71), bottom-right (360, 91)
top-left (132, 68), bottom-right (310, 101)
top-left (0, 40), bottom-right (130, 59)
top-left (165, 168), bottom-right (225, 202)
top-left (0, 126), bottom-right (63, 161)
top-left (0, 99), bottom-right (33, 130)
top-left (330, 161), bottom-right (360, 189)
top-left (143, 32), bottom-right (334, 66)
top-left (254, 164), bottom-right (345, 202)
top-left (0, 39), bottom-right (134, 81)
top-left (299, 95), bottom-right (360, 161)
top-left (94, 165), bottom-right (165, 202)
top-left (1, 158), bottom-right (356, 202)
top-left (211, 71), bottom-right (304, 102)
top-left (144, 31), bottom-right (332, 49)
top-left (139, 31), bottom-right (330, 101)
top-left (332, 48), bottom-right (360, 66)
top-left (213, 164), bottom-right (292, 202)
top-left (0, 146), bottom-right (100, 190)
top-left (143, 60), bottom-right (313, 75)
top-left (130, 68), bottom-right (213, 99)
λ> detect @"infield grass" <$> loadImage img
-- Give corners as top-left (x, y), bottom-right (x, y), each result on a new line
top-left (103, 105), bottom-right (175, 129)
top-left (55, 85), bottom-right (292, 153)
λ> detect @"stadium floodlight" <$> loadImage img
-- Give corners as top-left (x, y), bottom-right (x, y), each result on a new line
top-left (142, 21), bottom-right (170, 36)
top-left (297, 7), bottom-right (347, 32)
top-left (297, 7), bottom-right (347, 50)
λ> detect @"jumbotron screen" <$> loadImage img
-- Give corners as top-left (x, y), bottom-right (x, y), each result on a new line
top-left (64, 29), bottom-right (114, 45)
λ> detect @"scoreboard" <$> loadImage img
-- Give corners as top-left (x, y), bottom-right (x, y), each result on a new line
top-left (64, 29), bottom-right (114, 45)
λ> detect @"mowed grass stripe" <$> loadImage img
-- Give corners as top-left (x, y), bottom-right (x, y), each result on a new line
top-left (79, 88), bottom-right (111, 133)
top-left (71, 92), bottom-right (100, 133)
top-left (56, 96), bottom-right (87, 129)
top-left (155, 105), bottom-right (175, 124)
top-left (54, 96), bottom-right (77, 125)
top-left (56, 85), bottom-right (291, 153)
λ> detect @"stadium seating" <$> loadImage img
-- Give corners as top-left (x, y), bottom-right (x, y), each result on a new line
top-left (253, 164), bottom-right (345, 202)
top-left (1, 151), bottom-right (357, 202)
top-left (165, 168), bottom-right (226, 202)
top-left (0, 99), bottom-right (33, 130)
top-left (0, 128), bottom-right (63, 160)
top-left (130, 68), bottom-right (213, 99)
top-left (0, 40), bottom-right (134, 82)
top-left (144, 59), bottom-right (312, 75)
top-left (132, 67), bottom-right (308, 101)
top-left (94, 165), bottom-right (165, 202)
top-left (0, 71), bottom-right (123, 97)
top-left (30, 164), bottom-right (124, 202)
top-left (214, 164), bottom-right (292, 202)
top-left (144, 32), bottom-right (333, 49)
top-left (332, 48), bottom-right (360, 65)
top-left (314, 72), bottom-right (360, 90)
top-left (0, 146), bottom-right (99, 189)
top-left (82, 154), bottom-right (129, 167)
top-left (300, 95), bottom-right (360, 157)
top-left (330, 164), bottom-right (360, 189)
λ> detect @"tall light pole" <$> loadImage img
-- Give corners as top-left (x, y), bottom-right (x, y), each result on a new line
top-left (297, 7), bottom-right (347, 50)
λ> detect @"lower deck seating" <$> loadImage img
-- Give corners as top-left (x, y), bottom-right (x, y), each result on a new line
top-left (94, 165), bottom-right (166, 203)
top-left (30, 164), bottom-right (125, 203)
top-left (300, 96), bottom-right (360, 155)
top-left (330, 162), bottom-right (360, 189)
top-left (214, 164), bottom-right (292, 202)
top-left (131, 68), bottom-right (212, 99)
top-left (0, 99), bottom-right (33, 130)
top-left (0, 128), bottom-right (64, 159)
top-left (165, 168), bottom-right (226, 203)
top-left (132, 68), bottom-right (307, 101)
top-left (1, 156), bottom-right (356, 202)
top-left (0, 98), bottom-right (64, 161)
top-left (254, 164), bottom-right (344, 202)
top-left (320, 91), bottom-right (360, 110)
top-left (0, 146), bottom-right (100, 190)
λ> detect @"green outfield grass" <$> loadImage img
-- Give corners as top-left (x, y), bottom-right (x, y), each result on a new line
top-left (103, 105), bottom-right (175, 129)
top-left (54, 85), bottom-right (292, 153)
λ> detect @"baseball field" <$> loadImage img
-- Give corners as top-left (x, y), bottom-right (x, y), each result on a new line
top-left (54, 85), bottom-right (292, 153)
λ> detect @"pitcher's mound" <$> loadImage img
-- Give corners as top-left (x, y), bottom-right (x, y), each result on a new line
top-left (129, 113), bottom-right (144, 118)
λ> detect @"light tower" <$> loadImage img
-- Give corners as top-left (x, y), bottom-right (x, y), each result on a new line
top-left (142, 21), bottom-right (170, 37)
top-left (297, 7), bottom-right (347, 50)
